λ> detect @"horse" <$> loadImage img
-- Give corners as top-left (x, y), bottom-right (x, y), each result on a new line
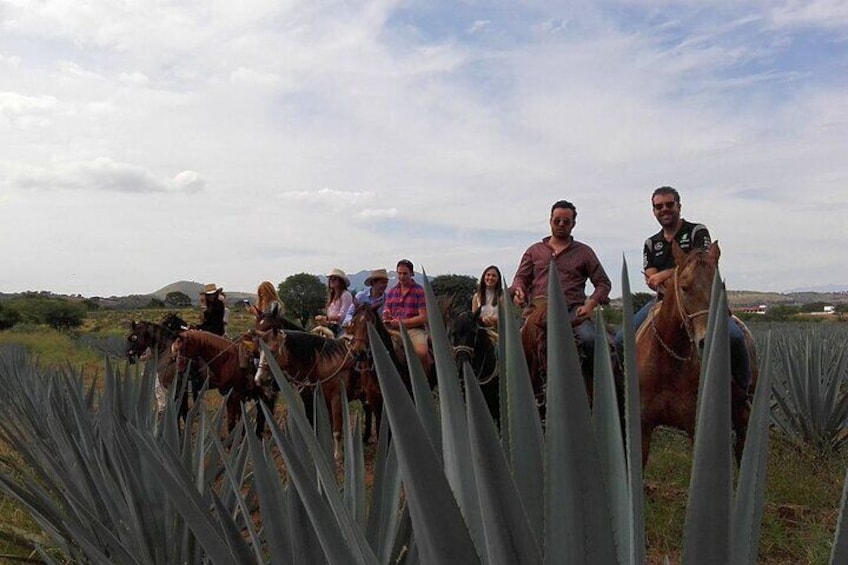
top-left (126, 313), bottom-right (197, 419)
top-left (253, 319), bottom-right (354, 462)
top-left (520, 297), bottom-right (624, 418)
top-left (637, 241), bottom-right (758, 466)
top-left (445, 308), bottom-right (500, 424)
top-left (347, 303), bottom-right (438, 442)
top-left (171, 329), bottom-right (276, 437)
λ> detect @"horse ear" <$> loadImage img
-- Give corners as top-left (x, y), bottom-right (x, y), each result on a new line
top-left (708, 240), bottom-right (721, 262)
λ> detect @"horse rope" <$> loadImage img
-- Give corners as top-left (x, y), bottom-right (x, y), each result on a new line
top-left (265, 336), bottom-right (354, 389)
top-left (650, 266), bottom-right (710, 363)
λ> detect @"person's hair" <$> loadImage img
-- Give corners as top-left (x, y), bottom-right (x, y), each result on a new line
top-left (652, 186), bottom-right (680, 203)
top-left (476, 265), bottom-right (503, 309)
top-left (256, 281), bottom-right (280, 311)
top-left (397, 259), bottom-right (414, 273)
top-left (550, 200), bottom-right (577, 220)
top-left (327, 275), bottom-right (349, 306)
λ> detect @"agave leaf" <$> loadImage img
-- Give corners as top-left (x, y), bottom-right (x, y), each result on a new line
top-left (544, 270), bottom-right (619, 564)
top-left (129, 427), bottom-right (240, 564)
top-left (682, 274), bottom-right (732, 563)
top-left (259, 343), bottom-right (379, 564)
top-left (830, 465), bottom-right (848, 563)
top-left (244, 423), bottom-right (292, 561)
top-left (499, 286), bottom-right (545, 539)
top-left (619, 258), bottom-right (646, 564)
top-left (264, 405), bottom-right (370, 565)
top-left (591, 306), bottom-right (630, 564)
top-left (404, 325), bottom-right (442, 453)
top-left (365, 411), bottom-right (404, 562)
top-left (498, 298), bottom-right (511, 458)
top-left (284, 424), bottom-right (326, 562)
top-left (730, 333), bottom-right (772, 565)
top-left (464, 362), bottom-right (542, 564)
top-left (314, 382), bottom-right (335, 470)
top-left (367, 323), bottom-right (481, 564)
top-left (209, 491), bottom-right (260, 564)
top-left (421, 275), bottom-right (486, 560)
top-left (343, 386), bottom-right (367, 528)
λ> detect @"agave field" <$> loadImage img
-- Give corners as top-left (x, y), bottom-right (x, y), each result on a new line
top-left (0, 271), bottom-right (847, 563)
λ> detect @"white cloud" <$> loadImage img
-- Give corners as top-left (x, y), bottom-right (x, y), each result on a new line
top-left (357, 207), bottom-right (399, 219)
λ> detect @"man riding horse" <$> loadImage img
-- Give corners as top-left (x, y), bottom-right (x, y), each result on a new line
top-left (510, 199), bottom-right (613, 383)
top-left (615, 186), bottom-right (752, 394)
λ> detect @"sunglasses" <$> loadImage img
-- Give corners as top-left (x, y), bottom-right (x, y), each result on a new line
top-left (551, 218), bottom-right (573, 226)
top-left (652, 201), bottom-right (677, 211)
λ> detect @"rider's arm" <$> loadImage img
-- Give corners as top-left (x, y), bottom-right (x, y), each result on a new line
top-left (645, 268), bottom-right (674, 292)
top-left (510, 247), bottom-right (535, 306)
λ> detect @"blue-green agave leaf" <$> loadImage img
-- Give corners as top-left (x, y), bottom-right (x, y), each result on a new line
top-left (368, 323), bottom-right (481, 565)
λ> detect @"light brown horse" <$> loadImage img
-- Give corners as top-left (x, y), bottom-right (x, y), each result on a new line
top-left (253, 323), bottom-right (354, 461)
top-left (637, 241), bottom-right (758, 466)
top-left (171, 329), bottom-right (275, 436)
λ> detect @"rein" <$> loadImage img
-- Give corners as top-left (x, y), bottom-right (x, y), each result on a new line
top-left (263, 334), bottom-right (353, 389)
top-left (650, 266), bottom-right (710, 362)
top-left (451, 325), bottom-right (499, 385)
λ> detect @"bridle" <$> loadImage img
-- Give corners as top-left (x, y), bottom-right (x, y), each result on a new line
top-left (650, 264), bottom-right (710, 362)
top-left (450, 322), bottom-right (499, 386)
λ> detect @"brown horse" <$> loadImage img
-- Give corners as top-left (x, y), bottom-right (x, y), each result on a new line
top-left (347, 303), bottom-right (439, 441)
top-left (171, 329), bottom-right (275, 436)
top-left (520, 297), bottom-right (622, 412)
top-left (126, 314), bottom-right (197, 419)
top-left (253, 322), bottom-right (354, 461)
top-left (637, 241), bottom-right (758, 466)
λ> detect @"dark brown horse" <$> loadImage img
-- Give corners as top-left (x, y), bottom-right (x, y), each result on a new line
top-left (126, 313), bottom-right (196, 418)
top-left (253, 322), bottom-right (354, 461)
top-left (520, 297), bottom-right (622, 411)
top-left (445, 309), bottom-right (500, 424)
top-left (171, 329), bottom-right (275, 436)
top-left (637, 241), bottom-right (758, 466)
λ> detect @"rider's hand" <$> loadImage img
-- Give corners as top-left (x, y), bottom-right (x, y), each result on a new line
top-left (512, 288), bottom-right (525, 307)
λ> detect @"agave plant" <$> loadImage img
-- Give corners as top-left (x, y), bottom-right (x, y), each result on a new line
top-left (769, 325), bottom-right (848, 451)
top-left (0, 261), bottom-right (839, 564)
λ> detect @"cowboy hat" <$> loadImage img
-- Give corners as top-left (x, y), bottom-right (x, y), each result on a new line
top-left (201, 283), bottom-right (222, 295)
top-left (364, 268), bottom-right (389, 286)
top-left (325, 268), bottom-right (350, 287)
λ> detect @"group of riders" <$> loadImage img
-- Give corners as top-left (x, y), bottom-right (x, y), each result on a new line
top-left (188, 185), bottom-right (751, 399)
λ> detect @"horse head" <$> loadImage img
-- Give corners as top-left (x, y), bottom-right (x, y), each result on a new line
top-left (126, 320), bottom-right (153, 364)
top-left (252, 327), bottom-right (288, 386)
top-left (671, 240), bottom-right (721, 357)
top-left (348, 303), bottom-right (381, 355)
top-left (447, 310), bottom-right (481, 367)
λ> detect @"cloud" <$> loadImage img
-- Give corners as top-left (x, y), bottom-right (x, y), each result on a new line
top-left (279, 188), bottom-right (377, 207)
top-left (357, 207), bottom-right (399, 219)
top-left (3, 159), bottom-right (204, 194)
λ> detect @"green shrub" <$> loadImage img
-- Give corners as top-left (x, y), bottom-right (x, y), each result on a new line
top-left (0, 303), bottom-right (21, 330)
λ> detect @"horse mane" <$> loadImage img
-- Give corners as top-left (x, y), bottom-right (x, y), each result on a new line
top-left (182, 329), bottom-right (233, 351)
top-left (281, 330), bottom-right (349, 366)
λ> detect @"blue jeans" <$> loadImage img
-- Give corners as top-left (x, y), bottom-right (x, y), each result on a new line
top-left (614, 299), bottom-right (751, 391)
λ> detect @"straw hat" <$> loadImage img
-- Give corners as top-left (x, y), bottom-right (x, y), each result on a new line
top-left (325, 268), bottom-right (350, 287)
top-left (201, 283), bottom-right (222, 295)
top-left (364, 268), bottom-right (389, 286)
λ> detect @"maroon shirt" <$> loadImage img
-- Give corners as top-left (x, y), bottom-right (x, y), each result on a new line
top-left (510, 236), bottom-right (611, 308)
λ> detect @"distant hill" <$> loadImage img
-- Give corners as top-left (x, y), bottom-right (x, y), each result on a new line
top-left (150, 281), bottom-right (254, 305)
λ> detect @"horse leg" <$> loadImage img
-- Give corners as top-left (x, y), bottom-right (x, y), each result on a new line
top-left (641, 422), bottom-right (655, 468)
top-left (328, 385), bottom-right (344, 463)
top-left (362, 401), bottom-right (373, 444)
top-left (731, 387), bottom-right (751, 466)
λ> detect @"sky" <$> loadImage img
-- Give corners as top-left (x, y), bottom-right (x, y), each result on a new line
top-left (1, 0), bottom-right (846, 298)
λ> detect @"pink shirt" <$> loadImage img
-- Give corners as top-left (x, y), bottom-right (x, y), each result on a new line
top-left (327, 290), bottom-right (353, 323)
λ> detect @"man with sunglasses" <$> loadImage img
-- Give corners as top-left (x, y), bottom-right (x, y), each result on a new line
top-left (510, 200), bottom-right (612, 365)
top-left (620, 185), bottom-right (750, 390)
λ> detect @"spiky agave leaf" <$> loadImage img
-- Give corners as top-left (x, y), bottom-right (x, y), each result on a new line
top-left (464, 362), bottom-right (542, 564)
top-left (367, 323), bottom-right (481, 564)
top-left (682, 272), bottom-right (733, 563)
top-left (544, 268), bottom-right (619, 564)
top-left (730, 333), bottom-right (773, 565)
top-left (364, 408), bottom-right (405, 563)
top-left (498, 286), bottom-right (545, 541)
top-left (421, 274), bottom-right (487, 561)
top-left (619, 258), bottom-right (646, 564)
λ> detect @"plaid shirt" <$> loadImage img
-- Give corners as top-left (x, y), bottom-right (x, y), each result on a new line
top-left (384, 281), bottom-right (426, 322)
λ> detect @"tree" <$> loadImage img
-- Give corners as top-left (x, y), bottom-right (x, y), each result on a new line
top-left (631, 291), bottom-right (655, 313)
top-left (164, 291), bottom-right (192, 308)
top-left (0, 302), bottom-right (20, 330)
top-left (41, 300), bottom-right (87, 329)
top-left (430, 274), bottom-right (478, 312)
top-left (278, 273), bottom-right (326, 327)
